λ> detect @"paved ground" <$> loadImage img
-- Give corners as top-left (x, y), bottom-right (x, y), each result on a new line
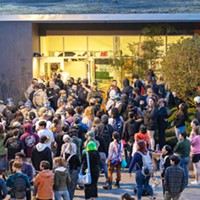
top-left (74, 168), bottom-right (200, 200)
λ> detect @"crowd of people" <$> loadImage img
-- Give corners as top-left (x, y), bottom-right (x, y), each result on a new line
top-left (0, 68), bottom-right (199, 200)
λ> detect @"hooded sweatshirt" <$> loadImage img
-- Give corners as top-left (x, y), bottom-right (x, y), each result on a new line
top-left (53, 166), bottom-right (71, 191)
top-left (20, 123), bottom-right (39, 157)
top-left (122, 78), bottom-right (133, 97)
top-left (31, 143), bottom-right (53, 171)
top-left (34, 169), bottom-right (54, 199)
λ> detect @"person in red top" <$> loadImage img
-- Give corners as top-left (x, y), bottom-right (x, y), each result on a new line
top-left (132, 124), bottom-right (149, 155)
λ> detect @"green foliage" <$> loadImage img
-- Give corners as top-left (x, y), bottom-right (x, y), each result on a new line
top-left (162, 35), bottom-right (200, 103)
top-left (164, 107), bottom-right (196, 140)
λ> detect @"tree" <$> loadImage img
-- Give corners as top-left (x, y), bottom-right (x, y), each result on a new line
top-left (162, 35), bottom-right (200, 103)
top-left (127, 24), bottom-right (165, 78)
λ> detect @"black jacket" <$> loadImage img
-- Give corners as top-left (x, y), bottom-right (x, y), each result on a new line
top-left (143, 106), bottom-right (158, 130)
top-left (31, 144), bottom-right (53, 171)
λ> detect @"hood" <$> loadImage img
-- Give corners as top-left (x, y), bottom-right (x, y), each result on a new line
top-left (23, 123), bottom-right (33, 134)
top-left (101, 114), bottom-right (108, 124)
top-left (40, 169), bottom-right (53, 178)
top-left (36, 143), bottom-right (48, 152)
top-left (123, 78), bottom-right (130, 87)
top-left (55, 166), bottom-right (67, 172)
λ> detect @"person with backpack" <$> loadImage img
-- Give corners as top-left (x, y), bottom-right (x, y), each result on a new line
top-left (15, 152), bottom-right (34, 200)
top-left (95, 114), bottom-right (114, 155)
top-left (129, 140), bottom-right (156, 200)
top-left (6, 161), bottom-right (30, 200)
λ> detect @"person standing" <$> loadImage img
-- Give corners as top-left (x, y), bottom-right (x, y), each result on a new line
top-left (173, 103), bottom-right (188, 140)
top-left (82, 141), bottom-right (100, 200)
top-left (6, 161), bottom-right (30, 200)
top-left (20, 123), bottom-right (39, 162)
top-left (53, 157), bottom-right (71, 200)
top-left (174, 132), bottom-right (190, 185)
top-left (37, 120), bottom-right (55, 150)
top-left (129, 140), bottom-right (155, 200)
top-left (164, 155), bottom-right (186, 200)
top-left (33, 160), bottom-right (54, 200)
top-left (31, 136), bottom-right (53, 171)
top-left (103, 132), bottom-right (124, 190)
top-left (15, 152), bottom-right (34, 200)
top-left (143, 97), bottom-right (158, 151)
top-left (189, 118), bottom-right (200, 185)
top-left (157, 98), bottom-right (171, 149)
top-left (160, 145), bottom-right (173, 195)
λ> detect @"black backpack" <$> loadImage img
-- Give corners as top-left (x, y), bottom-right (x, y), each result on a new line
top-left (12, 174), bottom-right (27, 199)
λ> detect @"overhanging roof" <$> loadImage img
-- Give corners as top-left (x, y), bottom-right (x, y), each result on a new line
top-left (1, 14), bottom-right (200, 23)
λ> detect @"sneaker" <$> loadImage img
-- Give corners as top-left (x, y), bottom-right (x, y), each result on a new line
top-left (149, 197), bottom-right (156, 200)
top-left (191, 180), bottom-right (199, 185)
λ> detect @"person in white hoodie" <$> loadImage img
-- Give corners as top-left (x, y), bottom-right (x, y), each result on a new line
top-left (31, 135), bottom-right (53, 172)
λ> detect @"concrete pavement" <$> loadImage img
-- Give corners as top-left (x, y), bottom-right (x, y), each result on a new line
top-left (74, 169), bottom-right (200, 200)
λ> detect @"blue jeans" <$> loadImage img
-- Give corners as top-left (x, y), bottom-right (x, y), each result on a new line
top-left (180, 157), bottom-right (190, 185)
top-left (135, 170), bottom-right (154, 200)
top-left (54, 190), bottom-right (70, 200)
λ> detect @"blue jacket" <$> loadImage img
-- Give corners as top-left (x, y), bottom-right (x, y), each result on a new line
top-left (6, 172), bottom-right (30, 198)
top-left (129, 152), bottom-right (143, 173)
top-left (0, 178), bottom-right (8, 200)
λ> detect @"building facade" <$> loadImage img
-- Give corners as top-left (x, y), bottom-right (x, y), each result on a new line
top-left (0, 14), bottom-right (200, 101)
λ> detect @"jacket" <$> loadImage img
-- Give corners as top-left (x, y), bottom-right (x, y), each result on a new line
top-left (31, 143), bottom-right (53, 171)
top-left (34, 170), bottom-right (54, 199)
top-left (53, 167), bottom-right (71, 191)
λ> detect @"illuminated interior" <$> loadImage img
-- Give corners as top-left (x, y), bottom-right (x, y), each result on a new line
top-left (33, 35), bottom-right (192, 89)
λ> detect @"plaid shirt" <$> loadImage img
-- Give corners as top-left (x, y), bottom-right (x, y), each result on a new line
top-left (164, 165), bottom-right (186, 196)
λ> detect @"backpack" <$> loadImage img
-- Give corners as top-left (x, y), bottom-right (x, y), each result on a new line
top-left (138, 151), bottom-right (154, 176)
top-left (114, 118), bottom-right (123, 134)
top-left (12, 174), bottom-right (27, 199)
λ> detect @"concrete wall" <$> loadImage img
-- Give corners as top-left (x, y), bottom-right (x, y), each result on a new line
top-left (0, 22), bottom-right (33, 103)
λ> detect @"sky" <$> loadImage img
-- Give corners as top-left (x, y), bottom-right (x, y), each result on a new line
top-left (0, 0), bottom-right (199, 14)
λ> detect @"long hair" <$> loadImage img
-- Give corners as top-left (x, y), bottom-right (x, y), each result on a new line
top-left (137, 140), bottom-right (147, 154)
top-left (54, 157), bottom-right (66, 167)
top-left (84, 106), bottom-right (94, 121)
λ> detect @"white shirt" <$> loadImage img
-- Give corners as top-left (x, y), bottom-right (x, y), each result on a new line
top-left (37, 128), bottom-right (55, 149)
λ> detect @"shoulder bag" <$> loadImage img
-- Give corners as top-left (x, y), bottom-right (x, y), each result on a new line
top-left (77, 152), bottom-right (92, 185)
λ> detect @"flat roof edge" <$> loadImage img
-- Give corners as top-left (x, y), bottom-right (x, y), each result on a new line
top-left (0, 14), bottom-right (200, 22)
